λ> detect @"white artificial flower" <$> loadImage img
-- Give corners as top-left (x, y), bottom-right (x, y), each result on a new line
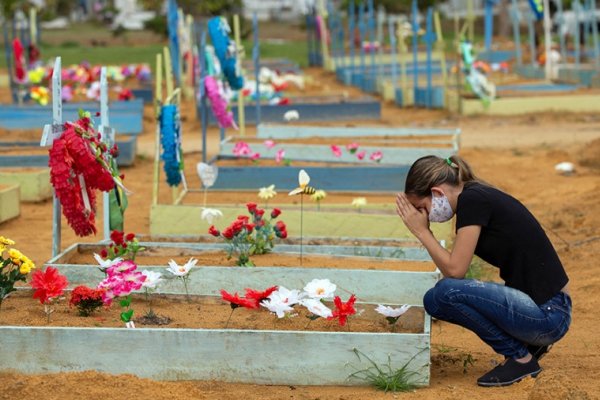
top-left (258, 184), bottom-right (277, 200)
top-left (166, 258), bottom-right (198, 277)
top-left (375, 304), bottom-right (411, 318)
top-left (260, 298), bottom-right (295, 318)
top-left (93, 253), bottom-right (123, 270)
top-left (141, 270), bottom-right (163, 289)
top-left (351, 197), bottom-right (367, 208)
top-left (201, 208), bottom-right (223, 224)
top-left (283, 110), bottom-right (299, 122)
top-left (268, 286), bottom-right (304, 306)
top-left (303, 278), bottom-right (337, 300)
top-left (300, 298), bottom-right (333, 318)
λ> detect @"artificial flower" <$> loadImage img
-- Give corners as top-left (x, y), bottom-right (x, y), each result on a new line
top-left (244, 286), bottom-right (279, 306)
top-left (300, 298), bottom-right (333, 318)
top-left (346, 143), bottom-right (360, 154)
top-left (330, 145), bottom-right (342, 158)
top-left (271, 208), bottom-right (282, 218)
top-left (208, 225), bottom-right (220, 237)
top-left (258, 184), bottom-right (277, 200)
top-left (264, 139), bottom-right (276, 149)
top-left (375, 304), bottom-right (411, 318)
top-left (351, 197), bottom-right (367, 208)
top-left (0, 236), bottom-right (15, 253)
top-left (268, 286), bottom-right (304, 307)
top-left (303, 278), bottom-right (337, 300)
top-left (232, 141), bottom-right (252, 157)
top-left (30, 267), bottom-right (69, 304)
top-left (369, 151), bottom-right (383, 163)
top-left (93, 253), bottom-right (124, 271)
top-left (69, 285), bottom-right (104, 316)
top-left (356, 150), bottom-right (366, 160)
top-left (311, 190), bottom-right (327, 202)
top-left (201, 207), bottom-right (223, 224)
top-left (250, 152), bottom-right (261, 161)
top-left (220, 289), bottom-right (259, 309)
top-left (328, 294), bottom-right (357, 326)
top-left (141, 270), bottom-right (163, 289)
top-left (166, 258), bottom-right (198, 277)
top-left (30, 86), bottom-right (49, 106)
top-left (246, 202), bottom-right (258, 214)
top-left (260, 297), bottom-right (295, 318)
top-left (205, 76), bottom-right (238, 129)
top-left (106, 260), bottom-right (137, 276)
top-left (283, 110), bottom-right (299, 121)
top-left (275, 149), bottom-right (286, 164)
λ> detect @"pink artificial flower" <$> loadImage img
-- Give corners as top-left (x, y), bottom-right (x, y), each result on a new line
top-left (106, 260), bottom-right (137, 277)
top-left (370, 151), bottom-right (383, 163)
top-left (356, 150), bottom-right (366, 160)
top-left (232, 141), bottom-right (252, 157)
top-left (251, 152), bottom-right (261, 161)
top-left (346, 143), bottom-right (360, 154)
top-left (61, 85), bottom-right (73, 102)
top-left (331, 145), bottom-right (342, 158)
top-left (275, 149), bottom-right (286, 164)
top-left (205, 75), bottom-right (238, 129)
top-left (264, 140), bottom-right (276, 149)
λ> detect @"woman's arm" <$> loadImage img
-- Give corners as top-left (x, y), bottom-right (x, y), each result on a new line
top-left (396, 193), bottom-right (481, 278)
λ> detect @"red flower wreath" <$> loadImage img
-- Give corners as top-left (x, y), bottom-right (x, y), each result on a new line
top-left (48, 116), bottom-right (119, 237)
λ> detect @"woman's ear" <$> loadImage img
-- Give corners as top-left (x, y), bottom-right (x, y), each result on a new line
top-left (430, 187), bottom-right (445, 198)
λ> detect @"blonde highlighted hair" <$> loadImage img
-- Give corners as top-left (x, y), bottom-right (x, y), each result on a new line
top-left (404, 155), bottom-right (484, 197)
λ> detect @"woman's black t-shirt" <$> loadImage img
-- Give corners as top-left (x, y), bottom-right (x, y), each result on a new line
top-left (455, 182), bottom-right (568, 305)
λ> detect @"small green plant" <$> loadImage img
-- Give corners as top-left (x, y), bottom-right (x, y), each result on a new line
top-left (462, 353), bottom-right (476, 374)
top-left (353, 246), bottom-right (406, 259)
top-left (347, 348), bottom-right (424, 392)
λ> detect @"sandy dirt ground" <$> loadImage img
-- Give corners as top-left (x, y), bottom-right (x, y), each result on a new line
top-left (1, 66), bottom-right (600, 400)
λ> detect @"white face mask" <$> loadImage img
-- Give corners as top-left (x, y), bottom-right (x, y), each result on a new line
top-left (429, 192), bottom-right (454, 223)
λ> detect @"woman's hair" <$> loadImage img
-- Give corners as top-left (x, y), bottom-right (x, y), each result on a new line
top-left (404, 155), bottom-right (483, 197)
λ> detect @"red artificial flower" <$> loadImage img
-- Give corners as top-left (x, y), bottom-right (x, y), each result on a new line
top-left (246, 202), bottom-right (258, 214)
top-left (125, 232), bottom-right (135, 242)
top-left (278, 229), bottom-right (288, 239)
top-left (30, 267), bottom-right (69, 304)
top-left (69, 285), bottom-right (103, 307)
top-left (229, 219), bottom-right (245, 235)
top-left (220, 289), bottom-right (259, 309)
top-left (255, 209), bottom-right (265, 219)
top-left (237, 215), bottom-right (250, 224)
top-left (245, 223), bottom-right (255, 234)
top-left (110, 230), bottom-right (125, 245)
top-left (244, 286), bottom-right (278, 306)
top-left (100, 248), bottom-right (108, 258)
top-left (274, 220), bottom-right (286, 232)
top-left (271, 208), bottom-right (282, 218)
top-left (222, 227), bottom-right (235, 240)
top-left (328, 295), bottom-right (357, 326)
top-left (208, 225), bottom-right (220, 237)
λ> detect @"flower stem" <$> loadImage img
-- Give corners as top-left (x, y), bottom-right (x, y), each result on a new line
top-left (225, 308), bottom-right (235, 329)
top-left (183, 277), bottom-right (190, 302)
top-left (300, 193), bottom-right (304, 266)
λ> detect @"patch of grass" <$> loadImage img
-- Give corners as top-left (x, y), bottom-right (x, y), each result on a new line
top-left (352, 246), bottom-right (405, 259)
top-left (347, 348), bottom-right (424, 392)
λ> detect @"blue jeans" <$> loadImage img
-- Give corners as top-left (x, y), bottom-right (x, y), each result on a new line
top-left (424, 278), bottom-right (572, 359)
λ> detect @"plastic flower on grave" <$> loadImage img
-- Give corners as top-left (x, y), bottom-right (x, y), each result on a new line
top-left (330, 145), bottom-right (342, 158)
top-left (356, 150), bottom-right (366, 160)
top-left (117, 88), bottom-right (134, 101)
top-left (69, 285), bottom-right (104, 317)
top-left (258, 185), bottom-right (277, 201)
top-left (201, 207), bottom-right (223, 225)
top-left (250, 152), bottom-right (261, 161)
top-left (30, 86), bottom-right (49, 106)
top-left (86, 81), bottom-right (101, 100)
top-left (244, 286), bottom-right (279, 307)
top-left (346, 143), bottom-right (360, 154)
top-left (300, 298), bottom-right (333, 318)
top-left (106, 260), bottom-right (137, 276)
top-left (166, 258), bottom-right (197, 277)
top-left (30, 266), bottom-right (69, 323)
top-left (369, 151), bottom-right (383, 163)
top-left (260, 297), bottom-right (295, 318)
top-left (351, 197), bottom-right (367, 211)
top-left (220, 289), bottom-right (260, 310)
top-left (375, 304), bottom-right (411, 330)
top-left (141, 270), bottom-right (163, 290)
top-left (275, 149), bottom-right (286, 164)
top-left (93, 253), bottom-right (124, 274)
top-left (166, 258), bottom-right (197, 300)
top-left (1, 240), bottom-right (36, 311)
top-left (273, 220), bottom-right (288, 239)
top-left (303, 278), bottom-right (337, 300)
top-left (328, 294), bottom-right (357, 327)
top-left (283, 110), bottom-right (299, 122)
top-left (310, 189), bottom-right (327, 211)
top-left (271, 208), bottom-right (282, 218)
top-left (27, 66), bottom-right (46, 84)
top-left (264, 139), bottom-right (276, 149)
top-left (208, 225), bottom-right (220, 237)
top-left (267, 286), bottom-right (304, 307)
top-left (101, 231), bottom-right (144, 262)
top-left (61, 85), bottom-right (74, 102)
top-left (232, 141), bottom-right (252, 157)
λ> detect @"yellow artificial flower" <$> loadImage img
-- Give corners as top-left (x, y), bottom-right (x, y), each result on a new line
top-left (0, 236), bottom-right (15, 246)
top-left (8, 248), bottom-right (24, 264)
top-left (19, 262), bottom-right (33, 275)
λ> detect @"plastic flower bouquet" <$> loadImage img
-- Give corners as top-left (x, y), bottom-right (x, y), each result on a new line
top-left (0, 237), bottom-right (35, 311)
top-left (208, 202), bottom-right (287, 267)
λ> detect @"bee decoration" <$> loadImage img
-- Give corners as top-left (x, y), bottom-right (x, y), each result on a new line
top-left (288, 169), bottom-right (317, 196)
